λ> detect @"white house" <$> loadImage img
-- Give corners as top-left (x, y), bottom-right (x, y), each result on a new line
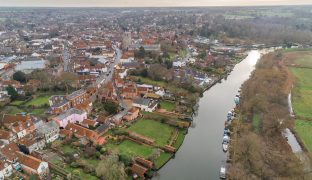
top-left (133, 98), bottom-right (158, 112)
top-left (0, 160), bottom-right (13, 180)
top-left (37, 121), bottom-right (60, 143)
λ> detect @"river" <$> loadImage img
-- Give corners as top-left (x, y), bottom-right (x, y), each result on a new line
top-left (155, 50), bottom-right (262, 180)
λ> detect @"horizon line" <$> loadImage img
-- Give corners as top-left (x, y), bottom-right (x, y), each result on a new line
top-left (0, 4), bottom-right (312, 8)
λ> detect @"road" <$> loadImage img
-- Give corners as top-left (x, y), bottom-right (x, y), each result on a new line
top-left (91, 45), bottom-right (129, 121)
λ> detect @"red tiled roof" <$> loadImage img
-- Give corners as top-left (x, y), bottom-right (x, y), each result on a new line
top-left (16, 151), bottom-right (44, 171)
top-left (1, 143), bottom-right (20, 161)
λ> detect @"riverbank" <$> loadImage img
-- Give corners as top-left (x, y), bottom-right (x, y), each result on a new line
top-left (228, 50), bottom-right (311, 179)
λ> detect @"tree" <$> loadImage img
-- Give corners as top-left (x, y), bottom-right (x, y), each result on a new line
top-left (13, 71), bottom-right (27, 83)
top-left (103, 100), bottom-right (119, 115)
top-left (58, 72), bottom-right (78, 94)
top-left (96, 154), bottom-right (126, 180)
top-left (6, 85), bottom-right (18, 101)
top-left (137, 46), bottom-right (146, 58)
top-left (140, 68), bottom-right (148, 77)
top-left (30, 70), bottom-right (51, 90)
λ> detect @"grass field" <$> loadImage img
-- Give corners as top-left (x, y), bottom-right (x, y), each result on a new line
top-left (160, 101), bottom-right (175, 112)
top-left (128, 119), bottom-right (175, 147)
top-left (154, 152), bottom-right (172, 169)
top-left (172, 129), bottom-right (187, 149)
top-left (25, 96), bottom-right (49, 106)
top-left (107, 140), bottom-right (154, 159)
top-left (291, 68), bottom-right (312, 119)
top-left (10, 100), bottom-right (25, 106)
top-left (294, 120), bottom-right (312, 153)
top-left (287, 51), bottom-right (312, 154)
top-left (134, 76), bottom-right (167, 88)
top-left (61, 145), bottom-right (77, 154)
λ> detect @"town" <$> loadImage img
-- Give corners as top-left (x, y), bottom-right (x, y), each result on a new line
top-left (0, 6), bottom-right (312, 180)
top-left (0, 8), bottom-right (249, 179)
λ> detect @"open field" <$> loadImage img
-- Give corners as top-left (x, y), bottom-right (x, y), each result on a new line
top-left (286, 50), bottom-right (312, 154)
top-left (295, 120), bottom-right (312, 153)
top-left (160, 101), bottom-right (175, 112)
top-left (128, 119), bottom-right (175, 147)
top-left (107, 140), bottom-right (154, 159)
top-left (290, 68), bottom-right (312, 119)
top-left (25, 95), bottom-right (50, 106)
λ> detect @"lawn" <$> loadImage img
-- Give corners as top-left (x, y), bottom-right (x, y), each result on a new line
top-left (128, 119), bottom-right (175, 147)
top-left (291, 68), bottom-right (312, 119)
top-left (294, 120), bottom-right (312, 153)
top-left (107, 140), bottom-right (154, 159)
top-left (1, 106), bottom-right (24, 115)
top-left (154, 152), bottom-right (172, 169)
top-left (25, 96), bottom-right (50, 106)
top-left (160, 101), bottom-right (175, 112)
top-left (172, 129), bottom-right (187, 149)
top-left (10, 100), bottom-right (25, 106)
top-left (134, 76), bottom-right (167, 88)
top-left (61, 145), bottom-right (77, 154)
top-left (294, 55), bottom-right (312, 68)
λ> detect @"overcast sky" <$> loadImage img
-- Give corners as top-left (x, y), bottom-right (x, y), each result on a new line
top-left (0, 0), bottom-right (312, 7)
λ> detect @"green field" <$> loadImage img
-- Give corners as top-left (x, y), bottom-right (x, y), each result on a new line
top-left (294, 120), bottom-right (312, 153)
top-left (160, 101), bottom-right (175, 112)
top-left (107, 140), bottom-right (154, 159)
top-left (172, 129), bottom-right (187, 149)
top-left (135, 76), bottom-right (167, 88)
top-left (291, 68), bottom-right (312, 119)
top-left (128, 119), bottom-right (175, 147)
top-left (154, 152), bottom-right (172, 169)
top-left (25, 96), bottom-right (49, 106)
top-left (289, 52), bottom-right (312, 154)
top-left (10, 100), bottom-right (25, 106)
top-left (61, 145), bottom-right (77, 154)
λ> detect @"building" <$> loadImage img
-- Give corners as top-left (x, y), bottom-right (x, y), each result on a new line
top-left (37, 121), bottom-right (59, 143)
top-left (65, 123), bottom-right (105, 145)
top-left (16, 152), bottom-right (49, 179)
top-left (52, 108), bottom-right (87, 128)
top-left (132, 98), bottom-right (158, 112)
top-left (123, 107), bottom-right (140, 121)
top-left (48, 95), bottom-right (71, 114)
top-left (122, 31), bottom-right (132, 50)
top-left (0, 160), bottom-right (13, 179)
top-left (17, 133), bottom-right (46, 154)
top-left (66, 89), bottom-right (89, 108)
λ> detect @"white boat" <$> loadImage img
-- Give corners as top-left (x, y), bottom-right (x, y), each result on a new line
top-left (220, 165), bottom-right (226, 179)
top-left (222, 142), bottom-right (229, 152)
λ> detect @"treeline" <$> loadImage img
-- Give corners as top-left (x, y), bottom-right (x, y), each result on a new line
top-left (198, 16), bottom-right (312, 45)
top-left (228, 52), bottom-right (309, 179)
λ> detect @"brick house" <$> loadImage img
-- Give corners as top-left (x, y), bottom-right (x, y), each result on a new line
top-left (67, 89), bottom-right (89, 107)
top-left (65, 123), bottom-right (105, 145)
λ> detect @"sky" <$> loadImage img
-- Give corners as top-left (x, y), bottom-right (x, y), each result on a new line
top-left (0, 0), bottom-right (312, 7)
